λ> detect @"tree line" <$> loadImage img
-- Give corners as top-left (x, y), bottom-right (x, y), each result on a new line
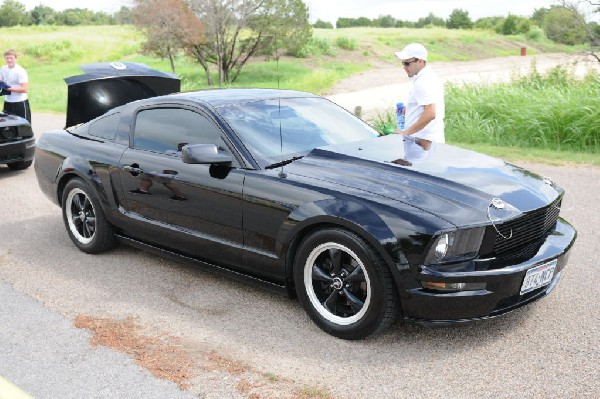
top-left (0, 0), bottom-right (132, 26)
top-left (316, 4), bottom-right (600, 47)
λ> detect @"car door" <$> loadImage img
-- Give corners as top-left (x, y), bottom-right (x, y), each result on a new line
top-left (117, 105), bottom-right (245, 269)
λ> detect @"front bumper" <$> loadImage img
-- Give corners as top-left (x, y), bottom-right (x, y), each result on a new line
top-left (400, 218), bottom-right (576, 324)
top-left (0, 137), bottom-right (35, 164)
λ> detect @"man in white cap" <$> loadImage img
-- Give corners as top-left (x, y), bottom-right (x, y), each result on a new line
top-left (394, 43), bottom-right (444, 148)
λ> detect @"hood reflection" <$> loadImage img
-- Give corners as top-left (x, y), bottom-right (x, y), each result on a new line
top-left (392, 137), bottom-right (432, 166)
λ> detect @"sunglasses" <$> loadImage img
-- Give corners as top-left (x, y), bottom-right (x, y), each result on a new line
top-left (402, 59), bottom-right (418, 67)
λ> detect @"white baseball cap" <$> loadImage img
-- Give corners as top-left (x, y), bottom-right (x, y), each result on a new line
top-left (395, 43), bottom-right (428, 61)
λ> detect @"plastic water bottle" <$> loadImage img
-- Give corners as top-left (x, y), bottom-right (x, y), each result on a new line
top-left (396, 102), bottom-right (405, 130)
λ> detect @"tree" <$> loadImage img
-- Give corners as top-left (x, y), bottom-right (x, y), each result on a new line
top-left (474, 16), bottom-right (503, 30)
top-left (0, 0), bottom-right (27, 27)
top-left (446, 9), bottom-right (473, 29)
top-left (114, 6), bottom-right (133, 24)
top-left (30, 4), bottom-right (56, 25)
top-left (188, 0), bottom-right (312, 85)
top-left (500, 14), bottom-right (517, 35)
top-left (416, 13), bottom-right (445, 28)
top-left (557, 0), bottom-right (600, 61)
top-left (133, 0), bottom-right (205, 74)
top-left (313, 19), bottom-right (332, 29)
top-left (374, 14), bottom-right (395, 28)
top-left (543, 5), bottom-right (587, 45)
top-left (531, 7), bottom-right (550, 26)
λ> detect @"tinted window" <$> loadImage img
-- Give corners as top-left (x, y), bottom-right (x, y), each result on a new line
top-left (133, 108), bottom-right (223, 154)
top-left (88, 113), bottom-right (120, 140)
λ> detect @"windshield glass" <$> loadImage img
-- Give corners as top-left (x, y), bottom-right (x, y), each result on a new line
top-left (216, 97), bottom-right (379, 164)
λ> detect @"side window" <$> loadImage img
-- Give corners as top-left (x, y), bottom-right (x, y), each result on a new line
top-left (88, 112), bottom-right (120, 140)
top-left (133, 108), bottom-right (224, 155)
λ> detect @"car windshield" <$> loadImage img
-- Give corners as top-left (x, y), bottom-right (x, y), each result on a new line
top-left (216, 97), bottom-right (379, 164)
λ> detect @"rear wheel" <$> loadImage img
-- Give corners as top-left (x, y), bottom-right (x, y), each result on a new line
top-left (294, 228), bottom-right (398, 340)
top-left (62, 178), bottom-right (116, 253)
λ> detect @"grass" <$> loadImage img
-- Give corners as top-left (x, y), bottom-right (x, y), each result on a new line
top-left (314, 27), bottom-right (584, 62)
top-left (445, 64), bottom-right (600, 154)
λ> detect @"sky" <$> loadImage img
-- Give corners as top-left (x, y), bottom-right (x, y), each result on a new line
top-left (16, 0), bottom-right (599, 22)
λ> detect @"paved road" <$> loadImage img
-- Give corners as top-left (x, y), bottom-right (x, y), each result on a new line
top-left (1, 107), bottom-right (598, 397)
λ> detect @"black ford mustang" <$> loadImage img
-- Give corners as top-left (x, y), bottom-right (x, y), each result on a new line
top-left (34, 63), bottom-right (576, 339)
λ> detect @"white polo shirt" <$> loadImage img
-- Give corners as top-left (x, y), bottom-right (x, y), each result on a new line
top-left (405, 65), bottom-right (445, 143)
top-left (1, 63), bottom-right (28, 103)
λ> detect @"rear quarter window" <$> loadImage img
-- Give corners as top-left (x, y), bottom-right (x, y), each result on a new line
top-left (88, 113), bottom-right (120, 141)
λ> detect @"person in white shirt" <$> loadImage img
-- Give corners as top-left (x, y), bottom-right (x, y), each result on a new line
top-left (1, 48), bottom-right (31, 124)
top-left (393, 43), bottom-right (444, 150)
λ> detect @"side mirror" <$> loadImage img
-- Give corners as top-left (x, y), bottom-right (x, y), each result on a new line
top-left (182, 144), bottom-right (233, 166)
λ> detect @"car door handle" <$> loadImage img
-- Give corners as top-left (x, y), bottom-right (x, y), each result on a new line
top-left (123, 165), bottom-right (144, 175)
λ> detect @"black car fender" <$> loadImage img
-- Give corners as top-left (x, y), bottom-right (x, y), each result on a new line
top-left (55, 156), bottom-right (112, 213)
top-left (278, 197), bottom-right (449, 296)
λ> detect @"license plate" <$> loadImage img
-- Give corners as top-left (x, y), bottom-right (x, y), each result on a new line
top-left (520, 259), bottom-right (557, 295)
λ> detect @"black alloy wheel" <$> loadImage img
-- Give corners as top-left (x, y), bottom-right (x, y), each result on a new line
top-left (62, 178), bottom-right (116, 253)
top-left (294, 228), bottom-right (398, 340)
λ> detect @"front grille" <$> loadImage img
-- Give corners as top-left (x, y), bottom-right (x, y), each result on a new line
top-left (493, 198), bottom-right (561, 259)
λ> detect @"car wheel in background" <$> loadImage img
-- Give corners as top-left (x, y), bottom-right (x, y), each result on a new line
top-left (294, 228), bottom-right (399, 340)
top-left (7, 160), bottom-right (33, 170)
top-left (62, 178), bottom-right (116, 254)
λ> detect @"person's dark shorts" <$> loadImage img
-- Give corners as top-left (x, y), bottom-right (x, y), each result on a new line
top-left (3, 100), bottom-right (31, 124)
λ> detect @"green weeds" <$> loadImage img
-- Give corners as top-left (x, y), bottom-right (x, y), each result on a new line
top-left (446, 64), bottom-right (600, 153)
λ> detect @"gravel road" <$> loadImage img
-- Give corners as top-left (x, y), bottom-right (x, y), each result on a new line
top-left (1, 62), bottom-right (599, 398)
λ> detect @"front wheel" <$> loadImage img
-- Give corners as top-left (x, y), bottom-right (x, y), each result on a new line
top-left (62, 178), bottom-right (116, 254)
top-left (294, 228), bottom-right (399, 340)
top-left (7, 160), bottom-right (33, 170)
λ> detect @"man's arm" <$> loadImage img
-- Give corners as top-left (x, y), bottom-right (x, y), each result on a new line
top-left (7, 81), bottom-right (28, 93)
top-left (396, 103), bottom-right (436, 135)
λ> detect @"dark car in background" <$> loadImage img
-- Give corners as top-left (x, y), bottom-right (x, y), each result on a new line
top-left (34, 63), bottom-right (576, 339)
top-left (0, 112), bottom-right (34, 170)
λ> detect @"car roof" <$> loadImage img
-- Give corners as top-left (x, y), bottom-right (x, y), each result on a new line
top-left (165, 88), bottom-right (320, 108)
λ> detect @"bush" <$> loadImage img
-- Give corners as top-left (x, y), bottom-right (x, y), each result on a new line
top-left (295, 37), bottom-right (335, 58)
top-left (335, 36), bottom-right (357, 50)
top-left (368, 108), bottom-right (396, 136)
top-left (24, 40), bottom-right (83, 63)
top-left (526, 26), bottom-right (546, 42)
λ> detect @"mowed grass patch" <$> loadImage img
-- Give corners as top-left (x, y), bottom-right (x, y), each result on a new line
top-left (313, 27), bottom-right (582, 62)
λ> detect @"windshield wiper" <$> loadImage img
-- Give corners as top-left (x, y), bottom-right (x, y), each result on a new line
top-left (265, 155), bottom-right (304, 170)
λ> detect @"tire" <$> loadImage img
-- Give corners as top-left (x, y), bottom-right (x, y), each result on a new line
top-left (7, 160), bottom-right (33, 170)
top-left (294, 228), bottom-right (398, 340)
top-left (61, 178), bottom-right (116, 254)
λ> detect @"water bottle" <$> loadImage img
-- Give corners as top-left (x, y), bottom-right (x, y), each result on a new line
top-left (396, 102), bottom-right (405, 130)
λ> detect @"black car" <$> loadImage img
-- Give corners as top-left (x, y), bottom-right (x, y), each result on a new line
top-left (34, 63), bottom-right (576, 339)
top-left (0, 111), bottom-right (34, 170)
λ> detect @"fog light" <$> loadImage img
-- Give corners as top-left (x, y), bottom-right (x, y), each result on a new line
top-left (422, 281), bottom-right (486, 292)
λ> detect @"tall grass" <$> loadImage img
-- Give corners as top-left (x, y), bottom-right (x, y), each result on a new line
top-left (446, 64), bottom-right (600, 153)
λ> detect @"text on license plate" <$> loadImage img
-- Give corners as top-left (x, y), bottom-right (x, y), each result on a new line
top-left (520, 259), bottom-right (557, 295)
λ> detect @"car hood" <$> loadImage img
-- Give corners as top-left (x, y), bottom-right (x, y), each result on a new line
top-left (64, 62), bottom-right (180, 128)
top-left (287, 135), bottom-right (561, 226)
top-left (0, 112), bottom-right (29, 128)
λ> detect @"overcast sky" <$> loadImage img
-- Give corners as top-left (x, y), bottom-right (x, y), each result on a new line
top-left (16, 0), bottom-right (599, 22)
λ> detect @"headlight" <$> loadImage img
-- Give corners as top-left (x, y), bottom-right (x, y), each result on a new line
top-left (434, 233), bottom-right (450, 259)
top-left (424, 227), bottom-right (485, 265)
